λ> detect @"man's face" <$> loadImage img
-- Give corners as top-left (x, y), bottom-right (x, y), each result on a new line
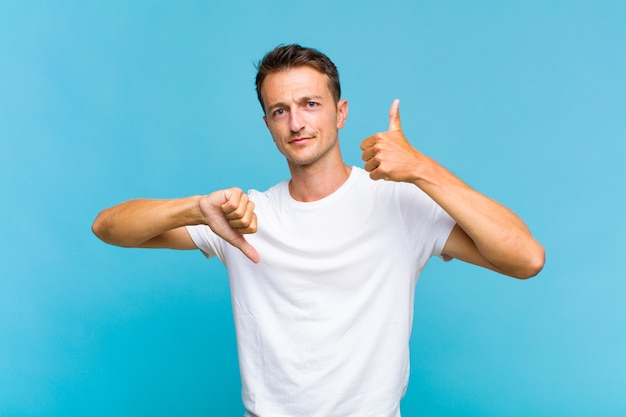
top-left (261, 66), bottom-right (348, 168)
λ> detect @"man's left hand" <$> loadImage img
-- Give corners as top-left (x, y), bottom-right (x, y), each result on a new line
top-left (360, 99), bottom-right (424, 183)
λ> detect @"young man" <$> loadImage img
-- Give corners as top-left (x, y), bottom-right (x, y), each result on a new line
top-left (93, 44), bottom-right (544, 417)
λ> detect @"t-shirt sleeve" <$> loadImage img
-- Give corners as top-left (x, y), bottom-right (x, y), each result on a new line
top-left (186, 224), bottom-right (220, 260)
top-left (430, 205), bottom-right (456, 260)
top-left (397, 182), bottom-right (456, 260)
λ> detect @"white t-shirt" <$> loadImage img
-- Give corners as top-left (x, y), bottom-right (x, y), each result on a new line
top-left (187, 167), bottom-right (455, 417)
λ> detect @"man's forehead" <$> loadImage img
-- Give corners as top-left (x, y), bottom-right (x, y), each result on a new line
top-left (261, 66), bottom-right (333, 102)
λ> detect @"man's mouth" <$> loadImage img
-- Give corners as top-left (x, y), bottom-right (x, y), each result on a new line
top-left (289, 136), bottom-right (311, 144)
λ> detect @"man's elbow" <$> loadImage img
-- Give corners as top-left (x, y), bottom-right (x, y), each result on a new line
top-left (92, 213), bottom-right (103, 237)
top-left (512, 243), bottom-right (546, 279)
top-left (91, 211), bottom-right (115, 245)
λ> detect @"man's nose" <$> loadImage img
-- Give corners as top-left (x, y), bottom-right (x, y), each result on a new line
top-left (289, 109), bottom-right (305, 132)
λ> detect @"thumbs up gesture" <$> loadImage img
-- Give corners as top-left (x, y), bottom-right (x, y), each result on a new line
top-left (360, 99), bottom-right (423, 183)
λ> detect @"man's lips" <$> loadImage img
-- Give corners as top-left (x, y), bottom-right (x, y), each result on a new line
top-left (289, 136), bottom-right (312, 144)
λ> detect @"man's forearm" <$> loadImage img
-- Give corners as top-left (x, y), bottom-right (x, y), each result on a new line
top-left (412, 157), bottom-right (544, 278)
top-left (92, 196), bottom-right (203, 247)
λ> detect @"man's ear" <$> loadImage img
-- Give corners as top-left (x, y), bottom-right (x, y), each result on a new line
top-left (336, 99), bottom-right (348, 129)
top-left (263, 115), bottom-right (268, 128)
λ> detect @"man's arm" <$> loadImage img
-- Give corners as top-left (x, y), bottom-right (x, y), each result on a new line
top-left (92, 188), bottom-right (260, 263)
top-left (360, 99), bottom-right (545, 279)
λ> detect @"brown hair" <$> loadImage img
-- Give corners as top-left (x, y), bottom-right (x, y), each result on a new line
top-left (255, 44), bottom-right (341, 112)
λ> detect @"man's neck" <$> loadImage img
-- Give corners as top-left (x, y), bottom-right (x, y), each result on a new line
top-left (287, 160), bottom-right (352, 202)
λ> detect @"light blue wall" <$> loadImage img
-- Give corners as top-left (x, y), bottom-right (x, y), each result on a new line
top-left (1, 1), bottom-right (625, 416)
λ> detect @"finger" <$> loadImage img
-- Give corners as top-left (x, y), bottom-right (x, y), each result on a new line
top-left (360, 131), bottom-right (386, 150)
top-left (222, 190), bottom-right (248, 219)
top-left (360, 136), bottom-right (375, 151)
top-left (363, 157), bottom-right (380, 173)
top-left (243, 245), bottom-right (260, 263)
top-left (228, 203), bottom-right (257, 232)
top-left (388, 99), bottom-right (402, 132)
top-left (220, 189), bottom-right (239, 214)
top-left (217, 190), bottom-right (260, 263)
top-left (361, 146), bottom-right (377, 162)
top-left (238, 238), bottom-right (260, 263)
top-left (228, 233), bottom-right (260, 263)
top-left (239, 211), bottom-right (258, 234)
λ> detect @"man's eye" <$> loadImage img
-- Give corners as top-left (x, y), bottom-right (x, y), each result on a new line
top-left (274, 109), bottom-right (285, 116)
top-left (306, 102), bottom-right (317, 108)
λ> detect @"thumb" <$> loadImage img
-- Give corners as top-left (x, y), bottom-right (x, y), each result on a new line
top-left (236, 238), bottom-right (260, 264)
top-left (388, 98), bottom-right (402, 132)
top-left (225, 231), bottom-right (260, 264)
top-left (207, 190), bottom-right (261, 263)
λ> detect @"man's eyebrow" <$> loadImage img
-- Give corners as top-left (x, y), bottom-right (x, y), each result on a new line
top-left (267, 95), bottom-right (325, 111)
top-left (300, 95), bottom-right (323, 102)
top-left (266, 101), bottom-right (287, 113)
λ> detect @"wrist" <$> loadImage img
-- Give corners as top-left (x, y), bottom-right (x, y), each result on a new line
top-left (183, 195), bottom-right (207, 225)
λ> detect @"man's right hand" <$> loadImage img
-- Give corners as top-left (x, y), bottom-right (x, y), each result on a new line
top-left (92, 188), bottom-right (260, 263)
top-left (199, 188), bottom-right (260, 263)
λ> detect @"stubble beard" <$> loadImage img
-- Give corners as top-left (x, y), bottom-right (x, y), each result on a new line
top-left (285, 135), bottom-right (340, 168)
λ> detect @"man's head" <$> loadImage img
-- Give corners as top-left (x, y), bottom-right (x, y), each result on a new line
top-left (255, 44), bottom-right (341, 113)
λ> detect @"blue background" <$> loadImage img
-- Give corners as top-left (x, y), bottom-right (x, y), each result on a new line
top-left (1, 1), bottom-right (625, 416)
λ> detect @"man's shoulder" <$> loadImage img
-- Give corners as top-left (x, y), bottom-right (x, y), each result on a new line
top-left (351, 166), bottom-right (416, 194)
top-left (352, 166), bottom-right (443, 210)
top-left (247, 179), bottom-right (289, 203)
